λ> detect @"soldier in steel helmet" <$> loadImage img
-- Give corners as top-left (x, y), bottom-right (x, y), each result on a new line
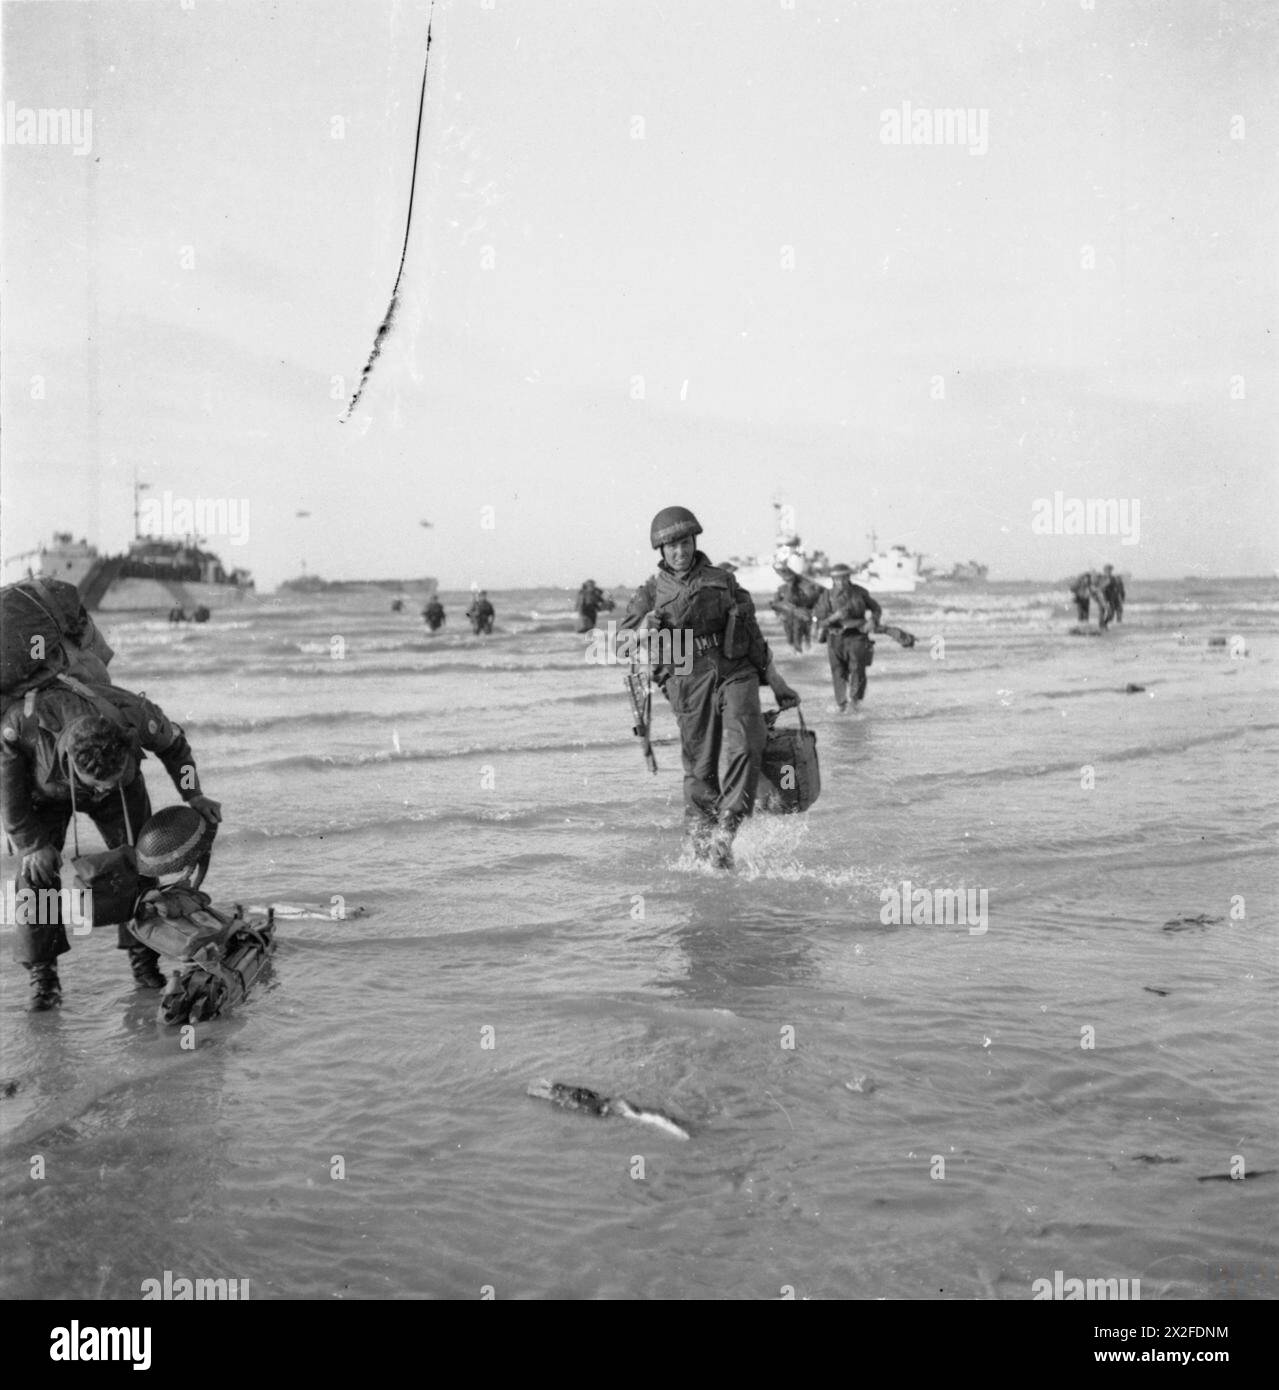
top-left (620, 506), bottom-right (800, 868)
top-left (813, 563), bottom-right (882, 709)
top-left (0, 676), bottom-right (221, 1010)
top-left (467, 590), bottom-right (495, 635)
top-left (575, 578), bottom-right (615, 635)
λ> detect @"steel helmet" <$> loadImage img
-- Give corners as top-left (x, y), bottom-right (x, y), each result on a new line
top-left (829, 563), bottom-right (853, 578)
top-left (650, 506), bottom-right (703, 549)
top-left (136, 805), bottom-right (216, 878)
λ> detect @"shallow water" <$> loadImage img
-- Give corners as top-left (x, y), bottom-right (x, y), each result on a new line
top-left (2, 579), bottom-right (1276, 1299)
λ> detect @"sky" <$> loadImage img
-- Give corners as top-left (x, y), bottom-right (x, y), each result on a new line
top-left (2, 0), bottom-right (1276, 590)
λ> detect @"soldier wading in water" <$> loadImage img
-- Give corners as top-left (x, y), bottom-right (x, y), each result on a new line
top-left (620, 507), bottom-right (800, 869)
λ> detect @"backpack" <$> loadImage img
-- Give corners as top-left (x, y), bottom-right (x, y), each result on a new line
top-left (0, 578), bottom-right (113, 714)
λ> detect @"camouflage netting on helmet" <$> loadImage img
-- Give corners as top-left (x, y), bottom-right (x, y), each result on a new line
top-left (135, 805), bottom-right (216, 877)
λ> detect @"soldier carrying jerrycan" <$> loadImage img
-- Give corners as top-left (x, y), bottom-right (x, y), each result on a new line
top-left (618, 506), bottom-right (806, 870)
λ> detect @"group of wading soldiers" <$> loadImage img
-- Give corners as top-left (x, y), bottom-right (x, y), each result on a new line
top-left (1069, 565), bottom-right (1127, 629)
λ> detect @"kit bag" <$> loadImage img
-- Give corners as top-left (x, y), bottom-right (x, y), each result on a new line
top-left (0, 578), bottom-right (113, 713)
top-left (758, 707), bottom-right (821, 813)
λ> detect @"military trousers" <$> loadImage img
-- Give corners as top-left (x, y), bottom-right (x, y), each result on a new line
top-left (9, 775), bottom-right (152, 965)
top-left (666, 655), bottom-right (766, 830)
top-left (827, 634), bottom-right (873, 704)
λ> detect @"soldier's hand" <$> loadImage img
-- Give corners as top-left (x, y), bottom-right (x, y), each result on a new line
top-left (22, 845), bottom-right (61, 887)
top-left (187, 795), bottom-right (222, 825)
top-left (771, 681), bottom-right (801, 710)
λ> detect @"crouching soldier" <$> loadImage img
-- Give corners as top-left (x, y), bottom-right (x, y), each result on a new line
top-left (620, 506), bottom-right (800, 869)
top-left (0, 674), bottom-right (221, 1010)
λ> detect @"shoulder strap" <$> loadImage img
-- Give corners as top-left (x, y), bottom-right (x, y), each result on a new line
top-left (54, 674), bottom-right (129, 728)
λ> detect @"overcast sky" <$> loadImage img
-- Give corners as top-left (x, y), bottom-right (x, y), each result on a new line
top-left (2, 0), bottom-right (1275, 588)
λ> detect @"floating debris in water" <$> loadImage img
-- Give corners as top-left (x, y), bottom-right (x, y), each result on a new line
top-left (1124, 683), bottom-right (1146, 693)
top-left (1143, 986), bottom-right (1171, 996)
top-left (1162, 914), bottom-right (1225, 932)
top-left (527, 1079), bottom-right (690, 1141)
top-left (1131, 1154), bottom-right (1182, 1165)
top-left (845, 1076), bottom-right (877, 1094)
top-left (1197, 1169), bottom-right (1277, 1183)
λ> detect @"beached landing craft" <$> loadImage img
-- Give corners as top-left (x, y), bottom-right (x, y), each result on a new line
top-left (2, 529), bottom-right (255, 616)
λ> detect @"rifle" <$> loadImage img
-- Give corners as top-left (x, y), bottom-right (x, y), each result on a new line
top-left (874, 621), bottom-right (916, 648)
top-left (818, 608), bottom-right (917, 648)
top-left (624, 659), bottom-right (658, 774)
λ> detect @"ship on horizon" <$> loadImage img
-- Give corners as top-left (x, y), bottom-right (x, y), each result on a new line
top-left (726, 506), bottom-right (924, 595)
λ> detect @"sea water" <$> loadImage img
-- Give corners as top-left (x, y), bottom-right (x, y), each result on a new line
top-left (1, 579), bottom-right (1275, 1299)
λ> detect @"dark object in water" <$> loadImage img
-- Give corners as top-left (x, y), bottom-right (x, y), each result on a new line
top-left (1067, 626), bottom-right (1105, 637)
top-left (1197, 1169), bottom-right (1278, 1183)
top-left (1207, 636), bottom-right (1228, 647)
top-left (1143, 986), bottom-right (1170, 996)
top-left (527, 1078), bottom-right (690, 1141)
top-left (192, 606), bottom-right (210, 623)
top-left (0, 1078), bottom-right (20, 1099)
top-left (1125, 683), bottom-right (1146, 693)
top-left (1131, 1154), bottom-right (1182, 1165)
top-left (1162, 914), bottom-right (1224, 932)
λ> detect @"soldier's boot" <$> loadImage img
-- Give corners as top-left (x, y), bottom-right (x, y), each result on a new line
top-left (708, 816), bottom-right (739, 871)
top-left (683, 814), bottom-right (716, 862)
top-left (28, 964), bottom-right (62, 1012)
top-left (127, 944), bottom-right (167, 990)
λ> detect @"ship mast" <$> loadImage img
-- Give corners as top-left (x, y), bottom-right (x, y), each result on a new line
top-left (132, 470), bottom-right (150, 540)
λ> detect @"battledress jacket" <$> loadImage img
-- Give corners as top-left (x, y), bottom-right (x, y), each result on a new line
top-left (619, 552), bottom-right (772, 683)
top-left (0, 678), bottom-right (202, 856)
top-left (813, 582), bottom-right (882, 637)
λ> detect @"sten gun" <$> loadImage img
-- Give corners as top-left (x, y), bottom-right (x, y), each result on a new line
top-left (624, 660), bottom-right (658, 774)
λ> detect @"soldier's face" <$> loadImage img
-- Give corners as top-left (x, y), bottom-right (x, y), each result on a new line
top-left (662, 536), bottom-right (696, 571)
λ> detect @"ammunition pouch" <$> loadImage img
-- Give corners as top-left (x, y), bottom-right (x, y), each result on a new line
top-left (722, 597), bottom-right (754, 660)
top-left (64, 845), bottom-right (140, 928)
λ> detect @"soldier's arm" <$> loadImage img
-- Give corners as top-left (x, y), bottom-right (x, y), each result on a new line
top-left (136, 696), bottom-right (204, 801)
top-left (0, 730), bottom-right (47, 855)
top-left (866, 592), bottom-right (884, 623)
top-left (618, 579), bottom-right (657, 632)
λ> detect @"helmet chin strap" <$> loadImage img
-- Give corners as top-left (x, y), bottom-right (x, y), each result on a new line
top-left (179, 854), bottom-right (211, 892)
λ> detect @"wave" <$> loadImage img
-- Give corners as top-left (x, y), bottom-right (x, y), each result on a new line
top-left (893, 723), bottom-right (1279, 787)
top-left (208, 799), bottom-right (623, 842)
top-left (249, 732), bottom-right (676, 772)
